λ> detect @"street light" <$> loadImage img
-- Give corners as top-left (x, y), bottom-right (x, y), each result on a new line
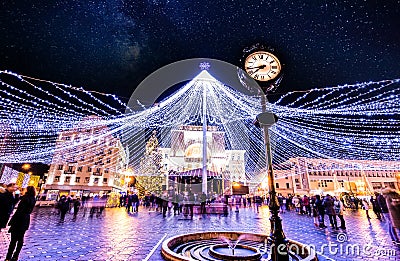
top-left (22, 163), bottom-right (31, 171)
top-left (257, 105), bottom-right (288, 261)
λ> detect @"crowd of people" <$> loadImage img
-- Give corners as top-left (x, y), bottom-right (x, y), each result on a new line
top-left (275, 191), bottom-right (400, 243)
top-left (55, 194), bottom-right (108, 221)
top-left (1, 181), bottom-right (399, 260)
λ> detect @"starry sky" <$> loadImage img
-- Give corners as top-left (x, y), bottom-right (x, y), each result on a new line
top-left (0, 0), bottom-right (399, 101)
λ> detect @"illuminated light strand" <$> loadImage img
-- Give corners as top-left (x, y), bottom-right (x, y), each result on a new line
top-left (7, 71), bottom-right (132, 114)
top-left (0, 70), bottom-right (399, 182)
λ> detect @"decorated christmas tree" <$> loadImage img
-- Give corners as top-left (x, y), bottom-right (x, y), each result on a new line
top-left (135, 131), bottom-right (165, 195)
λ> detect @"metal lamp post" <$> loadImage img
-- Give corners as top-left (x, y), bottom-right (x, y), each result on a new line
top-left (258, 94), bottom-right (289, 261)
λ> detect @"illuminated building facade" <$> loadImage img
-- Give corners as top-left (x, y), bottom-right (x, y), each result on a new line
top-left (44, 117), bottom-right (127, 199)
top-left (274, 158), bottom-right (400, 196)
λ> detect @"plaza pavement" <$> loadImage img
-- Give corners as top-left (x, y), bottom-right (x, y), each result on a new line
top-left (1, 205), bottom-right (399, 261)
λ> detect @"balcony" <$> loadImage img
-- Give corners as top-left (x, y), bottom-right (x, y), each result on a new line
top-left (92, 172), bottom-right (102, 176)
top-left (64, 171), bottom-right (76, 175)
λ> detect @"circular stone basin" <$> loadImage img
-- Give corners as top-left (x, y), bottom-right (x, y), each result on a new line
top-left (161, 231), bottom-right (318, 261)
top-left (209, 244), bottom-right (261, 260)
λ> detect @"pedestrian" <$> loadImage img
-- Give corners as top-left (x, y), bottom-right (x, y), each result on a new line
top-left (0, 183), bottom-right (18, 231)
top-left (254, 195), bottom-right (262, 213)
top-left (334, 196), bottom-right (346, 229)
top-left (382, 188), bottom-right (400, 243)
top-left (311, 196), bottom-right (319, 227)
top-left (323, 194), bottom-right (338, 229)
top-left (293, 196), bottom-right (300, 213)
top-left (161, 191), bottom-right (169, 217)
top-left (247, 195), bottom-right (251, 207)
top-left (315, 195), bottom-right (327, 228)
top-left (5, 186), bottom-right (36, 261)
top-left (58, 195), bottom-right (70, 221)
top-left (188, 190), bottom-right (195, 218)
top-left (72, 197), bottom-right (81, 220)
top-left (90, 195), bottom-right (99, 218)
top-left (303, 195), bottom-right (311, 216)
top-left (278, 196), bottom-right (285, 214)
top-left (377, 192), bottom-right (389, 221)
top-left (362, 198), bottom-right (371, 219)
top-left (126, 194), bottom-right (132, 213)
top-left (200, 192), bottom-right (207, 214)
top-left (286, 195), bottom-right (291, 212)
top-left (370, 194), bottom-right (382, 220)
top-left (132, 192), bottom-right (139, 212)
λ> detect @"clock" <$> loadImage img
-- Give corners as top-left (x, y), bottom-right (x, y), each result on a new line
top-left (243, 51), bottom-right (281, 82)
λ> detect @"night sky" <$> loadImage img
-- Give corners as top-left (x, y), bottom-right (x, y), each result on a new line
top-left (1, 0), bottom-right (399, 101)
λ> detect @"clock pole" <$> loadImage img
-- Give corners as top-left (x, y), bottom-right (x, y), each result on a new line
top-left (243, 43), bottom-right (289, 261)
top-left (259, 91), bottom-right (289, 261)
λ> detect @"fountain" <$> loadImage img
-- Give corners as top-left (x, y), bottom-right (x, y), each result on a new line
top-left (209, 244), bottom-right (261, 260)
top-left (161, 231), bottom-right (317, 261)
top-left (209, 235), bottom-right (261, 260)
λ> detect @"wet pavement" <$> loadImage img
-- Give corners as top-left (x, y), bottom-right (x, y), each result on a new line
top-left (1, 205), bottom-right (399, 261)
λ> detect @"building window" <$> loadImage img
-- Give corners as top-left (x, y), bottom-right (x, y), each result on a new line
top-left (103, 178), bottom-right (107, 183)
top-left (67, 166), bottom-right (73, 172)
top-left (106, 158), bottom-right (111, 163)
top-left (85, 177), bottom-right (90, 183)
top-left (65, 177), bottom-right (70, 183)
top-left (286, 183), bottom-right (290, 189)
top-left (94, 178), bottom-right (99, 184)
top-left (58, 165), bottom-right (63, 170)
top-left (276, 183), bottom-right (279, 188)
top-left (104, 168), bottom-right (109, 173)
top-left (75, 177), bottom-right (80, 183)
top-left (87, 167), bottom-right (92, 172)
top-left (108, 149), bottom-right (112, 155)
top-left (54, 176), bottom-right (60, 182)
top-left (78, 166), bottom-right (82, 172)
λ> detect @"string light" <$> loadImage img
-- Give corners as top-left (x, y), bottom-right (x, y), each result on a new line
top-left (0, 70), bottom-right (399, 184)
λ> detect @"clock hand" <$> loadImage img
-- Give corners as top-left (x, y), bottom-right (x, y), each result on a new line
top-left (246, 64), bottom-right (267, 70)
top-left (250, 68), bottom-right (261, 75)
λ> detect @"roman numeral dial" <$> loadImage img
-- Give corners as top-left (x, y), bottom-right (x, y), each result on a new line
top-left (244, 51), bottom-right (281, 81)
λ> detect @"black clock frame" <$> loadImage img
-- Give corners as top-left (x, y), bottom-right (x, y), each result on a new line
top-left (240, 43), bottom-right (284, 94)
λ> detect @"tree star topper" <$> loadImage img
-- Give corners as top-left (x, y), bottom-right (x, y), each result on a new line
top-left (199, 62), bottom-right (211, 71)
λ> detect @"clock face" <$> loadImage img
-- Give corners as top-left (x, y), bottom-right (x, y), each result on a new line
top-left (244, 51), bottom-right (281, 81)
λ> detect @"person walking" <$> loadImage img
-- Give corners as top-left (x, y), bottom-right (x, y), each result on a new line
top-left (323, 194), bottom-right (338, 229)
top-left (370, 194), bottom-right (382, 220)
top-left (310, 196), bottom-right (318, 227)
top-left (58, 195), bottom-right (70, 221)
top-left (0, 183), bottom-right (18, 231)
top-left (72, 197), bottom-right (81, 220)
top-left (362, 198), bottom-right (371, 219)
top-left (5, 186), bottom-right (36, 261)
top-left (132, 192), bottom-right (139, 212)
top-left (382, 189), bottom-right (400, 243)
top-left (315, 195), bottom-right (327, 228)
top-left (334, 196), bottom-right (346, 229)
top-left (200, 192), bottom-right (207, 214)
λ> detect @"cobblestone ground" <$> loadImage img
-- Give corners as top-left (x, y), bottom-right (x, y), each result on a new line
top-left (1, 205), bottom-right (399, 261)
